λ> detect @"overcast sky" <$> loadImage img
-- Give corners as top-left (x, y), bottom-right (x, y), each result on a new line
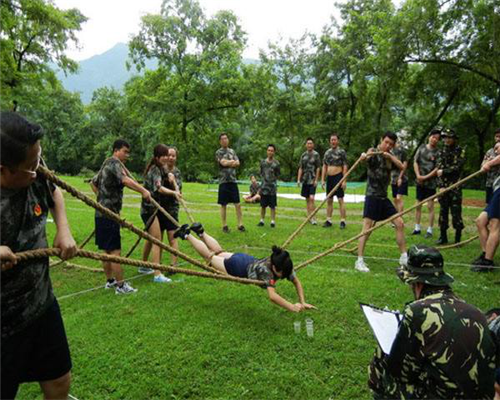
top-left (53, 0), bottom-right (345, 61)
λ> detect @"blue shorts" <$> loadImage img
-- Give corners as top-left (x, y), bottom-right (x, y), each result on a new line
top-left (326, 173), bottom-right (345, 198)
top-left (391, 181), bottom-right (408, 198)
top-left (416, 185), bottom-right (436, 201)
top-left (485, 188), bottom-right (500, 220)
top-left (95, 216), bottom-right (121, 251)
top-left (223, 253), bottom-right (256, 278)
top-left (486, 187), bottom-right (493, 204)
top-left (363, 196), bottom-right (397, 222)
top-left (301, 184), bottom-right (316, 198)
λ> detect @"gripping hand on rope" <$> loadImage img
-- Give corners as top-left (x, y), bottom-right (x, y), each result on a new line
top-left (0, 246), bottom-right (17, 270)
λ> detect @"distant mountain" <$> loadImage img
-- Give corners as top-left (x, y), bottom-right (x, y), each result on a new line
top-left (56, 42), bottom-right (259, 104)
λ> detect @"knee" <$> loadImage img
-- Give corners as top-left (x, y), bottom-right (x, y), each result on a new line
top-left (394, 218), bottom-right (404, 229)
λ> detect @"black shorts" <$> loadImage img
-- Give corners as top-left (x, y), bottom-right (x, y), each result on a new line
top-left (326, 173), bottom-right (345, 198)
top-left (223, 253), bottom-right (256, 277)
top-left (218, 182), bottom-right (240, 205)
top-left (260, 194), bottom-right (277, 209)
top-left (95, 216), bottom-right (121, 251)
top-left (301, 184), bottom-right (316, 198)
top-left (363, 196), bottom-right (397, 222)
top-left (141, 209), bottom-right (179, 233)
top-left (485, 188), bottom-right (500, 220)
top-left (391, 181), bottom-right (408, 198)
top-left (1, 300), bottom-right (72, 399)
top-left (416, 186), bottom-right (436, 201)
top-left (486, 187), bottom-right (493, 204)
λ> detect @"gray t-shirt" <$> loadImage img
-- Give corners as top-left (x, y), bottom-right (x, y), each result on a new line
top-left (246, 257), bottom-right (297, 289)
top-left (390, 147), bottom-right (408, 184)
top-left (215, 147), bottom-right (239, 184)
top-left (415, 144), bottom-right (439, 189)
top-left (366, 150), bottom-right (396, 197)
top-left (92, 158), bottom-right (124, 217)
top-left (299, 150), bottom-right (321, 185)
top-left (1, 173), bottom-right (55, 339)
top-left (260, 159), bottom-right (280, 195)
top-left (141, 164), bottom-right (164, 218)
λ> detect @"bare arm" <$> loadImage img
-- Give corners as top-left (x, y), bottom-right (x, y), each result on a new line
top-left (90, 181), bottom-right (98, 195)
top-left (266, 287), bottom-right (300, 312)
top-left (482, 154), bottom-right (500, 171)
top-left (297, 167), bottom-right (303, 186)
top-left (50, 187), bottom-right (77, 260)
top-left (314, 167), bottom-right (320, 186)
top-left (122, 175), bottom-right (151, 201)
top-left (292, 276), bottom-right (317, 310)
top-left (321, 164), bottom-right (327, 187)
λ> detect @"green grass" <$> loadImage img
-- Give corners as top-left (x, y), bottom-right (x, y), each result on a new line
top-left (18, 178), bottom-right (497, 400)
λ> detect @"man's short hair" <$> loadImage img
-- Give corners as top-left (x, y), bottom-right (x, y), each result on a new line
top-left (429, 128), bottom-right (441, 137)
top-left (0, 111), bottom-right (44, 167)
top-left (219, 133), bottom-right (228, 140)
top-left (494, 128), bottom-right (500, 135)
top-left (486, 308), bottom-right (500, 319)
top-left (330, 133), bottom-right (340, 140)
top-left (382, 131), bottom-right (398, 143)
top-left (113, 139), bottom-right (130, 152)
top-left (305, 137), bottom-right (314, 143)
top-left (267, 144), bottom-right (276, 151)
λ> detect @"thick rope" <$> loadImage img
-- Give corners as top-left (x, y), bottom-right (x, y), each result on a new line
top-left (295, 169), bottom-right (485, 271)
top-left (179, 197), bottom-right (195, 224)
top-left (124, 210), bottom-right (158, 258)
top-left (39, 165), bottom-right (222, 275)
top-left (437, 234), bottom-right (479, 249)
top-left (50, 229), bottom-right (95, 268)
top-left (63, 262), bottom-right (102, 273)
top-left (282, 154), bottom-right (364, 249)
top-left (7, 248), bottom-right (263, 286)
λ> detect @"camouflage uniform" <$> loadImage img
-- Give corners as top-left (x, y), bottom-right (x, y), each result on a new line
top-left (162, 166), bottom-right (182, 217)
top-left (299, 150), bottom-right (321, 185)
top-left (260, 159), bottom-right (280, 195)
top-left (390, 147), bottom-right (408, 185)
top-left (484, 147), bottom-right (500, 203)
top-left (323, 147), bottom-right (348, 169)
top-left (436, 143), bottom-right (465, 232)
top-left (215, 147), bottom-right (239, 184)
top-left (92, 157), bottom-right (124, 216)
top-left (366, 149), bottom-right (395, 198)
top-left (140, 164), bottom-right (165, 222)
top-left (246, 257), bottom-right (297, 289)
top-left (414, 144), bottom-right (439, 189)
top-left (369, 246), bottom-right (497, 399)
top-left (249, 181), bottom-right (261, 197)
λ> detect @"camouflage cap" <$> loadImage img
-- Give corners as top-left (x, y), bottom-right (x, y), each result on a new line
top-left (441, 128), bottom-right (457, 139)
top-left (397, 245), bottom-right (454, 286)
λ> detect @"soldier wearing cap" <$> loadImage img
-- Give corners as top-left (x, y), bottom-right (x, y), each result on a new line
top-left (369, 245), bottom-right (497, 399)
top-left (435, 128), bottom-right (465, 244)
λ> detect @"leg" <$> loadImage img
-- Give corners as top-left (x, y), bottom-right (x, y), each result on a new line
top-left (476, 212), bottom-right (489, 252)
top-left (39, 371), bottom-right (71, 400)
top-left (428, 199), bottom-right (435, 229)
top-left (167, 230), bottom-right (178, 267)
top-left (415, 204), bottom-right (422, 226)
top-left (145, 218), bottom-right (162, 277)
top-left (396, 195), bottom-right (404, 213)
top-left (102, 260), bottom-right (113, 280)
top-left (260, 206), bottom-right (266, 221)
top-left (485, 219), bottom-right (500, 261)
top-left (107, 249), bottom-right (123, 283)
top-left (199, 231), bottom-right (223, 253)
top-left (338, 197), bottom-right (346, 222)
top-left (220, 205), bottom-right (227, 228)
top-left (270, 207), bottom-right (276, 222)
top-left (208, 255), bottom-right (230, 274)
top-left (358, 218), bottom-right (374, 257)
top-left (326, 197), bottom-right (333, 220)
top-left (235, 203), bottom-right (243, 227)
top-left (394, 217), bottom-right (407, 253)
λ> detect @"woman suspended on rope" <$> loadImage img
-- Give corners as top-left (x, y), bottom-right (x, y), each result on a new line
top-left (140, 144), bottom-right (182, 283)
top-left (173, 223), bottom-right (317, 313)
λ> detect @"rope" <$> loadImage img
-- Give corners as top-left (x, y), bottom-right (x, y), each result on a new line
top-left (38, 165), bottom-right (221, 275)
top-left (7, 248), bottom-right (264, 286)
top-left (50, 229), bottom-right (95, 268)
top-left (436, 234), bottom-right (479, 250)
top-left (295, 168), bottom-right (485, 271)
top-left (282, 154), bottom-right (364, 249)
top-left (124, 210), bottom-right (158, 258)
top-left (63, 262), bottom-right (102, 273)
top-left (179, 197), bottom-right (195, 223)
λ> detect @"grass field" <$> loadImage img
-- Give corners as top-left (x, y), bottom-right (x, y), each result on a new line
top-left (18, 177), bottom-right (498, 400)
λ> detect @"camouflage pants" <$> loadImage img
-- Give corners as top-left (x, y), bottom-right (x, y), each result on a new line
top-left (438, 189), bottom-right (464, 231)
top-left (368, 347), bottom-right (432, 400)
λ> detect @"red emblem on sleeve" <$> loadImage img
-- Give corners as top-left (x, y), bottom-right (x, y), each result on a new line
top-left (34, 204), bottom-right (42, 216)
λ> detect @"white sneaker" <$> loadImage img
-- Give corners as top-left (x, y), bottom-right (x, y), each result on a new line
top-left (153, 274), bottom-right (172, 283)
top-left (399, 253), bottom-right (408, 267)
top-left (115, 281), bottom-right (138, 294)
top-left (138, 267), bottom-right (154, 274)
top-left (355, 259), bottom-right (370, 272)
top-left (311, 219), bottom-right (317, 225)
top-left (105, 278), bottom-right (117, 289)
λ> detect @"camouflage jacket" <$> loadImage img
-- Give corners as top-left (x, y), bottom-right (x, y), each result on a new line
top-left (141, 164), bottom-right (165, 218)
top-left (366, 149), bottom-right (396, 197)
top-left (1, 173), bottom-right (56, 339)
top-left (92, 157), bottom-right (124, 217)
top-left (323, 147), bottom-right (348, 168)
top-left (385, 289), bottom-right (496, 399)
top-left (162, 166), bottom-right (182, 214)
top-left (415, 144), bottom-right (439, 189)
top-left (390, 147), bottom-right (408, 184)
top-left (247, 257), bottom-right (297, 289)
top-left (215, 147), bottom-right (239, 184)
top-left (249, 181), bottom-right (261, 196)
top-left (436, 145), bottom-right (465, 188)
top-left (299, 150), bottom-right (321, 185)
top-left (260, 158), bottom-right (280, 195)
top-left (484, 147), bottom-right (500, 188)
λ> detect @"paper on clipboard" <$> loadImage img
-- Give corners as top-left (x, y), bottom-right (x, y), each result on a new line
top-left (360, 303), bottom-right (402, 355)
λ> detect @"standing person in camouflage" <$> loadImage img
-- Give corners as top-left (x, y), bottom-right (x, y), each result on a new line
top-left (435, 129), bottom-right (465, 245)
top-left (413, 129), bottom-right (441, 238)
top-left (471, 144), bottom-right (500, 272)
top-left (258, 144), bottom-right (280, 228)
top-left (368, 245), bottom-right (497, 400)
top-left (1, 112), bottom-right (77, 399)
top-left (355, 132), bottom-right (407, 273)
top-left (321, 133), bottom-right (348, 229)
top-left (297, 137), bottom-right (321, 225)
top-left (173, 222), bottom-right (317, 313)
top-left (90, 139), bottom-right (151, 294)
top-left (483, 128), bottom-right (500, 204)
top-left (390, 142), bottom-right (408, 214)
top-left (215, 133), bottom-right (245, 233)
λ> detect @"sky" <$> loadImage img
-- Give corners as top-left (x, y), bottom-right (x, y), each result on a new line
top-left (53, 0), bottom-right (344, 61)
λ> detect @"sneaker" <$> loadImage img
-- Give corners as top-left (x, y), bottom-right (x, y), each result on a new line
top-left (355, 259), bottom-right (370, 272)
top-left (471, 252), bottom-right (486, 266)
top-left (222, 225), bottom-right (230, 233)
top-left (138, 267), bottom-right (154, 274)
top-left (257, 221), bottom-right (264, 227)
top-left (154, 274), bottom-right (173, 283)
top-left (115, 282), bottom-right (138, 294)
top-left (424, 231), bottom-right (433, 239)
top-left (311, 219), bottom-right (317, 226)
top-left (323, 220), bottom-right (332, 228)
top-left (270, 221), bottom-right (275, 228)
top-left (399, 253), bottom-right (408, 267)
top-left (340, 221), bottom-right (346, 230)
top-left (412, 229), bottom-right (421, 235)
top-left (105, 278), bottom-right (117, 289)
top-left (174, 224), bottom-right (190, 240)
top-left (470, 259), bottom-right (495, 272)
top-left (190, 222), bottom-right (204, 236)
top-left (238, 225), bottom-right (246, 232)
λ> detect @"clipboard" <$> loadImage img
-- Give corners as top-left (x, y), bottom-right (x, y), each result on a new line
top-left (360, 303), bottom-right (403, 355)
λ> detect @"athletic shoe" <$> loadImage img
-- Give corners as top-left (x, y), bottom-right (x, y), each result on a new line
top-left (154, 274), bottom-right (173, 283)
top-left (412, 229), bottom-right (421, 235)
top-left (323, 220), bottom-right (332, 228)
top-left (105, 278), bottom-right (117, 289)
top-left (257, 221), bottom-right (264, 227)
top-left (190, 222), bottom-right (204, 236)
top-left (174, 224), bottom-right (190, 240)
top-left (470, 259), bottom-right (495, 273)
top-left (355, 259), bottom-right (370, 272)
top-left (270, 222), bottom-right (275, 228)
top-left (138, 267), bottom-right (154, 274)
top-left (311, 219), bottom-right (317, 226)
top-left (238, 225), bottom-right (246, 232)
top-left (222, 225), bottom-right (230, 233)
top-left (340, 221), bottom-right (346, 230)
top-left (471, 252), bottom-right (486, 266)
top-left (115, 282), bottom-right (138, 294)
top-left (424, 231), bottom-right (433, 239)
top-left (399, 253), bottom-right (408, 267)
